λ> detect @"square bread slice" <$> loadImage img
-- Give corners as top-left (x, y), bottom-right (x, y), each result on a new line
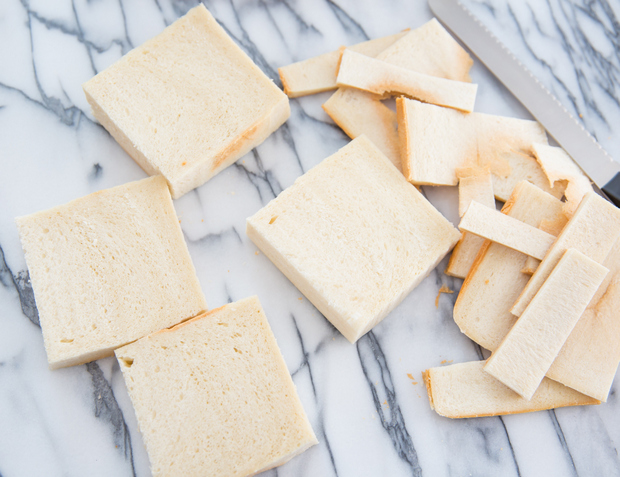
top-left (424, 361), bottom-right (599, 419)
top-left (323, 19), bottom-right (473, 168)
top-left (115, 296), bottom-right (317, 477)
top-left (15, 176), bottom-right (207, 369)
top-left (278, 31), bottom-right (408, 98)
top-left (453, 181), bottom-right (566, 351)
top-left (83, 5), bottom-right (289, 199)
top-left (246, 135), bottom-right (461, 343)
top-left (484, 248), bottom-right (608, 400)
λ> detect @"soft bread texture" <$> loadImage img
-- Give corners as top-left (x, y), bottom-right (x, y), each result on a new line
top-left (453, 181), bottom-right (565, 351)
top-left (396, 98), bottom-right (563, 201)
top-left (15, 176), bottom-right (207, 369)
top-left (115, 296), bottom-right (317, 477)
top-left (246, 135), bottom-right (461, 343)
top-left (83, 5), bottom-right (289, 199)
top-left (484, 249), bottom-right (608, 400)
top-left (533, 142), bottom-right (593, 216)
top-left (446, 166), bottom-right (495, 279)
top-left (511, 192), bottom-right (620, 317)
top-left (278, 31), bottom-right (408, 98)
top-left (458, 200), bottom-right (556, 260)
top-left (424, 361), bottom-right (599, 419)
top-left (337, 50), bottom-right (477, 112)
top-left (546, 237), bottom-right (620, 401)
top-left (323, 19), bottom-right (473, 167)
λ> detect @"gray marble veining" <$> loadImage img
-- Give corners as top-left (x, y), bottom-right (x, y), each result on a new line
top-left (1, 0), bottom-right (620, 476)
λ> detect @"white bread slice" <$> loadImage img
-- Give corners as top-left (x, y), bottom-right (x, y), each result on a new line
top-left (336, 50), bottom-right (478, 112)
top-left (458, 200), bottom-right (556, 260)
top-left (533, 143), bottom-right (593, 216)
top-left (278, 31), bottom-right (408, 98)
top-left (83, 5), bottom-right (289, 199)
top-left (15, 176), bottom-right (207, 369)
top-left (246, 135), bottom-right (461, 343)
top-left (396, 98), bottom-right (476, 185)
top-left (446, 166), bottom-right (495, 279)
top-left (423, 361), bottom-right (599, 419)
top-left (485, 248), bottom-right (608, 400)
top-left (453, 181), bottom-right (566, 351)
top-left (115, 296), bottom-right (317, 477)
top-left (511, 192), bottom-right (620, 317)
top-left (545, 237), bottom-right (620, 401)
top-left (323, 19), bottom-right (473, 166)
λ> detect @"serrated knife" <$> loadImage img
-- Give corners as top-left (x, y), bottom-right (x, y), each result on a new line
top-left (428, 0), bottom-right (620, 207)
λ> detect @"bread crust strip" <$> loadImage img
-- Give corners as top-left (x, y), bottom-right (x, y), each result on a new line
top-left (459, 200), bottom-right (556, 260)
top-left (336, 50), bottom-right (477, 112)
top-left (424, 361), bottom-right (599, 418)
top-left (484, 248), bottom-right (608, 400)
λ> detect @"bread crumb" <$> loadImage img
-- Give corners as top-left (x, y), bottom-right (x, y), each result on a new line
top-left (255, 251), bottom-right (260, 255)
top-left (440, 359), bottom-right (453, 365)
top-left (407, 373), bottom-right (418, 385)
top-left (435, 284), bottom-right (454, 307)
top-left (298, 297), bottom-right (303, 301)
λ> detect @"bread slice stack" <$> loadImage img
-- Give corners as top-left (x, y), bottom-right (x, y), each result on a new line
top-left (247, 135), bottom-right (461, 343)
top-left (83, 4), bottom-right (289, 199)
top-left (115, 296), bottom-right (317, 476)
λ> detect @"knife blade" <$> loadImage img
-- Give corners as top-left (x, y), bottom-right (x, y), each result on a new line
top-left (428, 0), bottom-right (620, 207)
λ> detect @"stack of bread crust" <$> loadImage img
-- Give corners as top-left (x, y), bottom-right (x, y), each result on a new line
top-left (279, 17), bottom-right (620, 419)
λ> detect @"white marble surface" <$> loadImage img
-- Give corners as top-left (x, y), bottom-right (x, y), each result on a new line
top-left (1, 0), bottom-right (620, 476)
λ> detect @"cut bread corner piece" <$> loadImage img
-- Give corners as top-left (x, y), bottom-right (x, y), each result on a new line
top-left (15, 176), bottom-right (207, 369)
top-left (532, 142), bottom-right (593, 217)
top-left (278, 30), bottom-right (408, 98)
top-left (83, 4), bottom-right (289, 199)
top-left (115, 296), bottom-right (317, 476)
top-left (484, 248), bottom-right (608, 400)
top-left (337, 50), bottom-right (477, 112)
top-left (453, 181), bottom-right (565, 352)
top-left (246, 135), bottom-right (461, 343)
top-left (424, 361), bottom-right (599, 419)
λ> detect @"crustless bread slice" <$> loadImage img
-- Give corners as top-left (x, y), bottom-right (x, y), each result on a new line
top-left (278, 31), bottom-right (408, 98)
top-left (246, 135), bottom-right (461, 343)
top-left (83, 5), bottom-right (289, 199)
top-left (15, 176), bottom-right (207, 369)
top-left (424, 361), bottom-right (599, 419)
top-left (115, 296), bottom-right (317, 477)
top-left (484, 248), bottom-right (608, 400)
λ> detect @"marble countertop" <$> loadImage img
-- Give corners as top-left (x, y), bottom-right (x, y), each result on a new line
top-left (1, 0), bottom-right (620, 476)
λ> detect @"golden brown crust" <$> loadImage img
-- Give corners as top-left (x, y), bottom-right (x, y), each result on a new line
top-left (279, 67), bottom-right (292, 97)
top-left (422, 370), bottom-right (434, 410)
top-left (395, 96), bottom-right (411, 181)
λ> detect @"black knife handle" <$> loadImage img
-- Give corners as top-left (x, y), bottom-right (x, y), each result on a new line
top-left (602, 172), bottom-right (620, 208)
